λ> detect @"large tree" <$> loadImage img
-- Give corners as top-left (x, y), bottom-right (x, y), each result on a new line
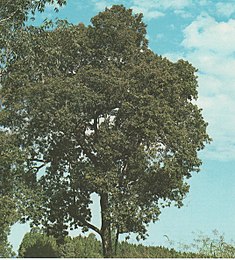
top-left (0, 5), bottom-right (211, 257)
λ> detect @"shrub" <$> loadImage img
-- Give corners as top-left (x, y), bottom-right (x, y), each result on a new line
top-left (18, 228), bottom-right (60, 258)
top-left (171, 230), bottom-right (235, 258)
top-left (189, 230), bottom-right (235, 258)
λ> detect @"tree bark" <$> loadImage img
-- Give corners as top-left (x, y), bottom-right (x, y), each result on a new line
top-left (114, 226), bottom-right (119, 256)
top-left (100, 193), bottom-right (113, 258)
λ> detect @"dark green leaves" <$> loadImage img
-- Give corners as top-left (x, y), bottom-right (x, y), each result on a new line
top-left (0, 4), bottom-right (211, 255)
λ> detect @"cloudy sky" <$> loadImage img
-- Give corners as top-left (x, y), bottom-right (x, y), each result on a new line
top-left (9, 0), bottom-right (235, 251)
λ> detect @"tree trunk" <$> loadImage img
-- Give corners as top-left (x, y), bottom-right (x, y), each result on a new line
top-left (100, 193), bottom-right (113, 258)
top-left (114, 226), bottom-right (119, 256)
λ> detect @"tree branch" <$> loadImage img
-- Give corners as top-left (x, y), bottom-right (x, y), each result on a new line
top-left (29, 158), bottom-right (50, 163)
top-left (78, 217), bottom-right (101, 236)
top-left (114, 225), bottom-right (120, 255)
top-left (27, 158), bottom-right (50, 174)
top-left (31, 163), bottom-right (47, 172)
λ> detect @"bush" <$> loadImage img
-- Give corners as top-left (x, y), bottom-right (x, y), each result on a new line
top-left (18, 230), bottom-right (103, 258)
top-left (168, 230), bottom-right (235, 258)
top-left (18, 228), bottom-right (60, 258)
top-left (187, 230), bottom-right (235, 258)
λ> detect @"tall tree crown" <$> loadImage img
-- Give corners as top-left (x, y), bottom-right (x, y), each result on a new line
top-left (0, 4), bottom-right (210, 255)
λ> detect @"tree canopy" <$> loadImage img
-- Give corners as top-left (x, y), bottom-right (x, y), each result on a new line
top-left (0, 4), bottom-right (210, 257)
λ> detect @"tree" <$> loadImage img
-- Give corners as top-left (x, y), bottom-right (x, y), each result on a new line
top-left (0, 5), bottom-right (211, 257)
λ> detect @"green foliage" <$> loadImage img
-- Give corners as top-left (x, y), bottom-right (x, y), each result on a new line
top-left (0, 132), bottom-right (21, 195)
top-left (0, 4), bottom-right (211, 257)
top-left (19, 230), bottom-right (235, 258)
top-left (0, 131), bottom-right (22, 257)
top-left (18, 230), bottom-right (211, 258)
top-left (59, 233), bottom-right (103, 258)
top-left (18, 228), bottom-right (60, 258)
top-left (19, 231), bottom-right (103, 258)
top-left (0, 197), bottom-right (17, 258)
top-left (0, 128), bottom-right (44, 256)
top-left (0, 0), bottom-right (67, 81)
top-left (0, 0), bottom-right (67, 26)
top-left (0, 1), bottom-right (66, 257)
top-left (116, 241), bottom-right (205, 258)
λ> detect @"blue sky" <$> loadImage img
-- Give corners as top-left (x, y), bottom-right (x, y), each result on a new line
top-left (9, 0), bottom-right (235, 252)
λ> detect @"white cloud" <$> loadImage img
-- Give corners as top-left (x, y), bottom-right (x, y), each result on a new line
top-left (198, 0), bottom-right (211, 6)
top-left (166, 14), bottom-right (235, 161)
top-left (132, 0), bottom-right (192, 10)
top-left (159, 0), bottom-right (193, 10)
top-left (198, 95), bottom-right (235, 161)
top-left (186, 50), bottom-right (235, 81)
top-left (174, 9), bottom-right (193, 19)
top-left (130, 0), bottom-right (193, 20)
top-left (92, 0), bottom-right (114, 11)
top-left (92, 0), bottom-right (194, 20)
top-left (92, 0), bottom-right (166, 20)
top-left (197, 74), bottom-right (224, 97)
top-left (182, 14), bottom-right (235, 55)
top-left (216, 2), bottom-right (235, 17)
top-left (92, 0), bottom-right (113, 11)
top-left (131, 5), bottom-right (164, 20)
top-left (164, 52), bottom-right (184, 62)
top-left (91, 0), bottom-right (165, 20)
